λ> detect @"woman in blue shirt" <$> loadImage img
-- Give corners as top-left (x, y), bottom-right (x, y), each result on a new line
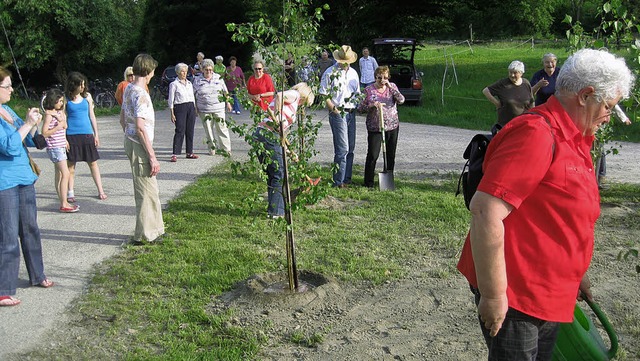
top-left (65, 72), bottom-right (107, 202)
top-left (0, 66), bottom-right (54, 307)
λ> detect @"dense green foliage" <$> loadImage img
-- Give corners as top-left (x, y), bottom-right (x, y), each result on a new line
top-left (3, 0), bottom-right (638, 89)
top-left (1, 0), bottom-right (146, 83)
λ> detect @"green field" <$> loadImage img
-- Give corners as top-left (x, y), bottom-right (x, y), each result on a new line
top-left (400, 41), bottom-right (640, 142)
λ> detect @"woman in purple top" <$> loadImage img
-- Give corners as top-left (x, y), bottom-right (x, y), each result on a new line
top-left (530, 53), bottom-right (560, 106)
top-left (225, 56), bottom-right (246, 114)
top-left (358, 65), bottom-right (405, 188)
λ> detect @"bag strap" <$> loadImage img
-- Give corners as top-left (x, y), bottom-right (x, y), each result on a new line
top-left (524, 111), bottom-right (556, 158)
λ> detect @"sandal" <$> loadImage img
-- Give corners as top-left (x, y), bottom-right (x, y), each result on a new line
top-left (60, 205), bottom-right (80, 213)
top-left (170, 155), bottom-right (177, 162)
top-left (0, 295), bottom-right (21, 307)
top-left (38, 279), bottom-right (55, 288)
top-left (98, 193), bottom-right (108, 200)
top-left (186, 153), bottom-right (199, 159)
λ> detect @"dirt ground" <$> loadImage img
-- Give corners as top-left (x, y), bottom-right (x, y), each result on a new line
top-left (202, 125), bottom-right (640, 361)
top-left (208, 193), bottom-right (640, 361)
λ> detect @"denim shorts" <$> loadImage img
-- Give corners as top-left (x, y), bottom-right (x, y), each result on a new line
top-left (47, 147), bottom-right (67, 163)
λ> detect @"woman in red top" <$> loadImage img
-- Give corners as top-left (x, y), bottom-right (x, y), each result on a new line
top-left (246, 60), bottom-right (275, 111)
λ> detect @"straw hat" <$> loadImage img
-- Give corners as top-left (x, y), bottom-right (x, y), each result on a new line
top-left (333, 45), bottom-right (357, 64)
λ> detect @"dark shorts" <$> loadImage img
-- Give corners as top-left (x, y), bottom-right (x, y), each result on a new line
top-left (66, 134), bottom-right (100, 163)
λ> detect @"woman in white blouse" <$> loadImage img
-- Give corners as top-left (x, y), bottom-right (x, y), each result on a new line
top-left (168, 63), bottom-right (198, 162)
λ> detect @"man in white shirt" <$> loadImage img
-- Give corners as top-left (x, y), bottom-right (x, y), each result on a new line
top-left (319, 45), bottom-right (360, 187)
top-left (358, 47), bottom-right (378, 88)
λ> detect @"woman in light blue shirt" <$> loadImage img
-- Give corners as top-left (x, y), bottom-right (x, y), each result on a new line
top-left (0, 66), bottom-right (54, 307)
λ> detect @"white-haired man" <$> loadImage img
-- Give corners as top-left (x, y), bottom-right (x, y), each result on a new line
top-left (458, 48), bottom-right (635, 360)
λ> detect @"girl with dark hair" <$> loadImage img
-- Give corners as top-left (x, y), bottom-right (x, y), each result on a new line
top-left (42, 88), bottom-right (78, 212)
top-left (65, 71), bottom-right (106, 202)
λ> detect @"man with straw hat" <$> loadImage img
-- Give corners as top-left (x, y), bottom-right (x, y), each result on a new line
top-left (319, 45), bottom-right (360, 188)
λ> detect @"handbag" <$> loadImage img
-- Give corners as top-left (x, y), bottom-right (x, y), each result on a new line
top-left (33, 133), bottom-right (47, 150)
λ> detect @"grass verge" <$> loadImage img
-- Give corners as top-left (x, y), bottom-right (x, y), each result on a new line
top-left (21, 164), bottom-right (469, 359)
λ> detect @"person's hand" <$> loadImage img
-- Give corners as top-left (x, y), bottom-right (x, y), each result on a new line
top-left (539, 79), bottom-right (550, 87)
top-left (227, 103), bottom-right (232, 112)
top-left (577, 274), bottom-right (593, 302)
top-left (170, 113), bottom-right (176, 124)
top-left (94, 134), bottom-right (100, 147)
top-left (149, 157), bottom-right (160, 176)
top-left (26, 108), bottom-right (42, 126)
top-left (478, 294), bottom-right (509, 337)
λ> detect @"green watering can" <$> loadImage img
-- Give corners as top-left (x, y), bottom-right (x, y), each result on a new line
top-left (552, 296), bottom-right (618, 361)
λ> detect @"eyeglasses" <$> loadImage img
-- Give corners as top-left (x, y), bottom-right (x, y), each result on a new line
top-left (0, 84), bottom-right (12, 89)
top-left (376, 76), bottom-right (389, 80)
top-left (127, 74), bottom-right (134, 77)
top-left (203, 68), bottom-right (214, 72)
top-left (253, 67), bottom-right (263, 71)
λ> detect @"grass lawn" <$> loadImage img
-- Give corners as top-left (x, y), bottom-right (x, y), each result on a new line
top-left (400, 41), bottom-right (640, 142)
top-left (19, 161), bottom-right (640, 360)
top-left (22, 165), bottom-right (470, 359)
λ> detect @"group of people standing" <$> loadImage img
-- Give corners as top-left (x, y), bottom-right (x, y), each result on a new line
top-left (0, 65), bottom-right (111, 306)
top-left (318, 45), bottom-right (404, 189)
top-left (165, 52), bottom-right (246, 162)
top-left (482, 52), bottom-right (629, 189)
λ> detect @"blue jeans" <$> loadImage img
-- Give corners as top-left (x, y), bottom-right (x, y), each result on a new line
top-left (231, 91), bottom-right (241, 113)
top-left (253, 128), bottom-right (285, 216)
top-left (0, 184), bottom-right (46, 295)
top-left (329, 110), bottom-right (356, 186)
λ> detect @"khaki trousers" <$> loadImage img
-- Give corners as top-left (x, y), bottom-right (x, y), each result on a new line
top-left (124, 137), bottom-right (164, 241)
top-left (199, 110), bottom-right (231, 153)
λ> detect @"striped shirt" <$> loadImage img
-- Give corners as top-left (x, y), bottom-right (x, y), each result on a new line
top-left (45, 112), bottom-right (67, 149)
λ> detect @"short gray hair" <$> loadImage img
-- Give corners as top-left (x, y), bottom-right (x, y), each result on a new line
top-left (202, 58), bottom-right (215, 69)
top-left (542, 53), bottom-right (557, 62)
top-left (508, 60), bottom-right (525, 74)
top-left (215, 55), bottom-right (223, 62)
top-left (175, 62), bottom-right (188, 73)
top-left (556, 48), bottom-right (634, 102)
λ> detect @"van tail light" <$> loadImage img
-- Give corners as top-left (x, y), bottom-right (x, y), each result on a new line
top-left (412, 79), bottom-right (422, 90)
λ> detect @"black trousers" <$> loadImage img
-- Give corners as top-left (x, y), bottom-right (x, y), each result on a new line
top-left (364, 127), bottom-right (398, 187)
top-left (172, 102), bottom-right (196, 155)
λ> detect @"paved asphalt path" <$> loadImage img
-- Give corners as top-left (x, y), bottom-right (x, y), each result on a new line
top-left (1, 108), bottom-right (638, 357)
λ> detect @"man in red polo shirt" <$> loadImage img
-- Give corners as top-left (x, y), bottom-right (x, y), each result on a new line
top-left (457, 48), bottom-right (634, 361)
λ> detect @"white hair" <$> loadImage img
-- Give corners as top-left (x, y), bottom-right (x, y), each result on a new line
top-left (215, 55), bottom-right (223, 62)
top-left (174, 62), bottom-right (188, 73)
top-left (542, 53), bottom-right (557, 62)
top-left (202, 58), bottom-right (214, 69)
top-left (556, 48), bottom-right (635, 102)
top-left (508, 60), bottom-right (525, 74)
